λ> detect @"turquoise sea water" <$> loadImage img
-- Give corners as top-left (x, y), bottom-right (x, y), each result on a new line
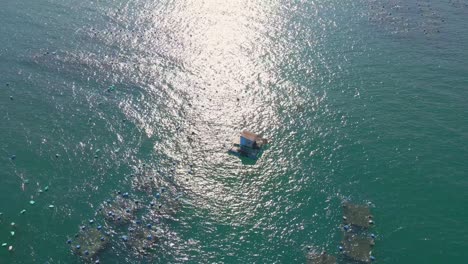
top-left (1, 0), bottom-right (468, 263)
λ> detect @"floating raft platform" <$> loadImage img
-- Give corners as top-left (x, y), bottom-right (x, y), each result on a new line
top-left (306, 252), bottom-right (337, 264)
top-left (342, 203), bottom-right (373, 229)
top-left (127, 225), bottom-right (160, 256)
top-left (341, 233), bottom-right (375, 263)
top-left (101, 196), bottom-right (139, 225)
top-left (71, 227), bottom-right (108, 261)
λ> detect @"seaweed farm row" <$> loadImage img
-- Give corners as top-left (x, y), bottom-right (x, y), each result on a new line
top-left (306, 202), bottom-right (377, 264)
top-left (66, 164), bottom-right (187, 263)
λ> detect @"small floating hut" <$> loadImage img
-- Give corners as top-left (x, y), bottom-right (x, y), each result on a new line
top-left (228, 130), bottom-right (268, 159)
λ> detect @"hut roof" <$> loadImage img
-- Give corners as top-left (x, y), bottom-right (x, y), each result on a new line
top-left (241, 130), bottom-right (260, 141)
